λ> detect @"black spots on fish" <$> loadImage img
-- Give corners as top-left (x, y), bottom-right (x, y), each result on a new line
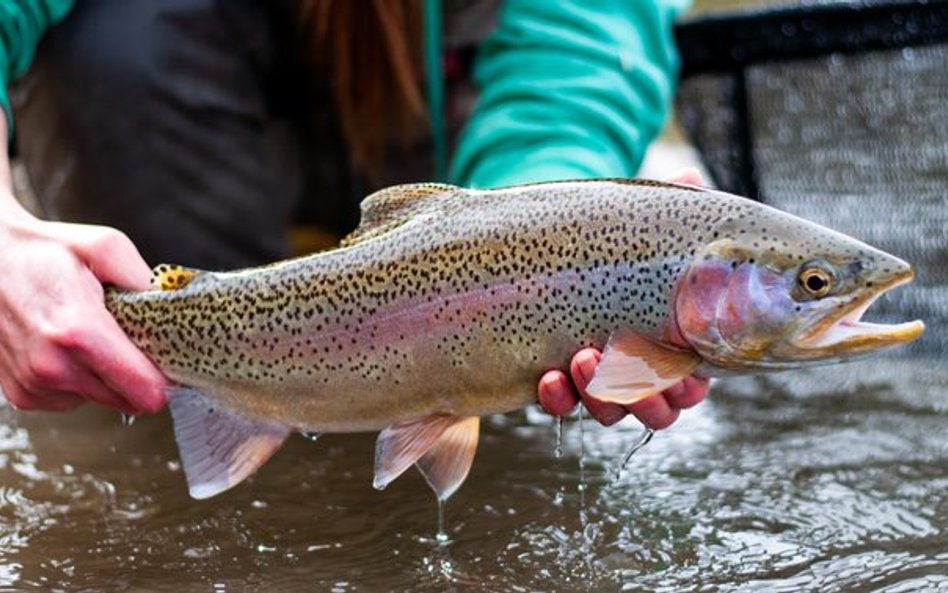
top-left (111, 183), bottom-right (735, 392)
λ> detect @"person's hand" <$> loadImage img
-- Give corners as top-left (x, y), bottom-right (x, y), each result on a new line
top-left (539, 349), bottom-right (709, 429)
top-left (0, 196), bottom-right (168, 414)
top-left (536, 168), bottom-right (710, 429)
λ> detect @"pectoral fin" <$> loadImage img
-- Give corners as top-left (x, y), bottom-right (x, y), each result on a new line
top-left (585, 330), bottom-right (700, 405)
top-left (168, 387), bottom-right (290, 499)
top-left (374, 414), bottom-right (480, 500)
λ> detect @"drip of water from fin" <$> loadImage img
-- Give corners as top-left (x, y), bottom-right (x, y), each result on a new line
top-left (435, 500), bottom-right (449, 544)
top-left (301, 432), bottom-right (322, 443)
top-left (121, 414), bottom-right (136, 427)
top-left (575, 406), bottom-right (596, 576)
top-left (553, 416), bottom-right (564, 459)
top-left (577, 407), bottom-right (587, 494)
top-left (613, 427), bottom-right (655, 482)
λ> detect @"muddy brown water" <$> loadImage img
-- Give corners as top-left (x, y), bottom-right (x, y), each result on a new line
top-left (0, 355), bottom-right (945, 592)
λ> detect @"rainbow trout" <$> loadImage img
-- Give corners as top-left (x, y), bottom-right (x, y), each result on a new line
top-left (105, 180), bottom-right (923, 501)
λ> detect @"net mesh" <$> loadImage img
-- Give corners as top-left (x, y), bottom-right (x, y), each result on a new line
top-left (676, 1), bottom-right (948, 356)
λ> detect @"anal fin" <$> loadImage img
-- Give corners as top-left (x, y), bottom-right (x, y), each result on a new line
top-left (586, 329), bottom-right (701, 405)
top-left (374, 414), bottom-right (480, 501)
top-left (168, 387), bottom-right (290, 499)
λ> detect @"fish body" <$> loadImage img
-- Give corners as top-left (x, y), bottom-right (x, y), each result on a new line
top-left (105, 180), bottom-right (923, 501)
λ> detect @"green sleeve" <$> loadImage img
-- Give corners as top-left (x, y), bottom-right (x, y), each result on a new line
top-left (0, 0), bottom-right (74, 134)
top-left (450, 0), bottom-right (690, 188)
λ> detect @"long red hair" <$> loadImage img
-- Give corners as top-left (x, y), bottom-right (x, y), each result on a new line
top-left (297, 0), bottom-right (428, 171)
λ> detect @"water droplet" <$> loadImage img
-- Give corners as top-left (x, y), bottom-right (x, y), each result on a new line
top-left (614, 427), bottom-right (655, 481)
top-left (301, 432), bottom-right (322, 442)
top-left (438, 558), bottom-right (453, 577)
top-left (435, 499), bottom-right (449, 544)
top-left (121, 414), bottom-right (136, 427)
top-left (553, 416), bottom-right (564, 458)
top-left (577, 407), bottom-right (587, 495)
top-left (251, 500), bottom-right (268, 509)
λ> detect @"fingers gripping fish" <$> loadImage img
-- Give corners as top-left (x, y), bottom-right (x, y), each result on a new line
top-left (105, 180), bottom-right (923, 502)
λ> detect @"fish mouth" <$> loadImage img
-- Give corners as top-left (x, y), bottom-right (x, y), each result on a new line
top-left (794, 268), bottom-right (924, 355)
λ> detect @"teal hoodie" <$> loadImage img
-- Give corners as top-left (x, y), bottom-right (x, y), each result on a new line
top-left (0, 0), bottom-right (687, 187)
top-left (450, 0), bottom-right (688, 188)
top-left (0, 0), bottom-right (74, 131)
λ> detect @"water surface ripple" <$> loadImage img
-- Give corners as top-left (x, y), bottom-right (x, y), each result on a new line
top-left (0, 357), bottom-right (945, 592)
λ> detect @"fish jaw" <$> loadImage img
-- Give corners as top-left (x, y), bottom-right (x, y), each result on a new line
top-left (674, 247), bottom-right (924, 373)
top-left (791, 267), bottom-right (924, 357)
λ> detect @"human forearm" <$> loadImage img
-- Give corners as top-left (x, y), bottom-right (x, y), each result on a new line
top-left (451, 0), bottom-right (689, 188)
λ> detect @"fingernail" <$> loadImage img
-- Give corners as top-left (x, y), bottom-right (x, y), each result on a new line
top-left (578, 359), bottom-right (596, 384)
top-left (541, 374), bottom-right (564, 393)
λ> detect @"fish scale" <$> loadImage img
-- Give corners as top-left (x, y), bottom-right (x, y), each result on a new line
top-left (104, 179), bottom-right (922, 502)
top-left (109, 181), bottom-right (728, 429)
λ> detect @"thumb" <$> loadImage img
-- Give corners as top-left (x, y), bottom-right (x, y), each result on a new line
top-left (60, 224), bottom-right (152, 291)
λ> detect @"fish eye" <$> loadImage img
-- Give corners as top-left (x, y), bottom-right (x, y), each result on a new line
top-left (799, 264), bottom-right (834, 298)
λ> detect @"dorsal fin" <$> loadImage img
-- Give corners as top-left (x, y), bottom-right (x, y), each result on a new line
top-left (151, 264), bottom-right (204, 291)
top-left (341, 183), bottom-right (458, 247)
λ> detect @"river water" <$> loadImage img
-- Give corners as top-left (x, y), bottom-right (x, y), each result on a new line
top-left (0, 354), bottom-right (945, 592)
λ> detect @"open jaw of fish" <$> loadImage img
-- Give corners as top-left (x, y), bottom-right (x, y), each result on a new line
top-left (793, 269), bottom-right (924, 356)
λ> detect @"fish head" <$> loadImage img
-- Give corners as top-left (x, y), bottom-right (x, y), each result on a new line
top-left (672, 204), bottom-right (924, 372)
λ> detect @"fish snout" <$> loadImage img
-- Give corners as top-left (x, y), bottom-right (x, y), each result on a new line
top-left (865, 253), bottom-right (915, 292)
